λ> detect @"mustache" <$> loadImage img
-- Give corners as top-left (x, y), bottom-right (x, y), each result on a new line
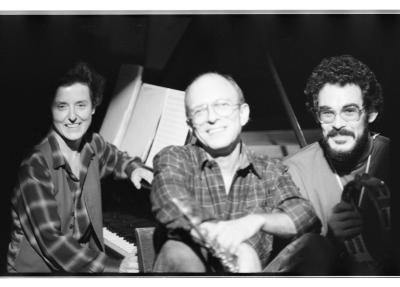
top-left (327, 129), bottom-right (355, 138)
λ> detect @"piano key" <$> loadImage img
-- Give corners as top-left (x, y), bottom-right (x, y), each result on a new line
top-left (103, 227), bottom-right (137, 257)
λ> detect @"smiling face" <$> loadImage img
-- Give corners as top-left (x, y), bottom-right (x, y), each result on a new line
top-left (186, 74), bottom-right (249, 155)
top-left (317, 83), bottom-right (378, 160)
top-left (51, 82), bottom-right (95, 147)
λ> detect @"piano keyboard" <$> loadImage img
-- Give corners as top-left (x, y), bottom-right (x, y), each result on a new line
top-left (103, 227), bottom-right (137, 257)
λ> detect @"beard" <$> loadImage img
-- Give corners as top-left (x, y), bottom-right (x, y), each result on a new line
top-left (321, 125), bottom-right (370, 175)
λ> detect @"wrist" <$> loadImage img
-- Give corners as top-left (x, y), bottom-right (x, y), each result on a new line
top-left (245, 213), bottom-right (266, 231)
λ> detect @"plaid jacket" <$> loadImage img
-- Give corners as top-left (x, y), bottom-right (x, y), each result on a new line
top-left (7, 131), bottom-right (142, 273)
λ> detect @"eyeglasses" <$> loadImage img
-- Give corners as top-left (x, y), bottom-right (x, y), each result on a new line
top-left (317, 105), bottom-right (364, 124)
top-left (189, 100), bottom-right (242, 125)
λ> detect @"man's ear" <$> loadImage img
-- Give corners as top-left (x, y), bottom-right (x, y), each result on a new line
top-left (186, 119), bottom-right (194, 130)
top-left (239, 103), bottom-right (250, 126)
top-left (368, 111), bottom-right (378, 123)
top-left (92, 108), bottom-right (96, 115)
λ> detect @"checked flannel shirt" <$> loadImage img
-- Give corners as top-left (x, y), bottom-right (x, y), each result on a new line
top-left (151, 142), bottom-right (320, 268)
top-left (7, 130), bottom-right (142, 273)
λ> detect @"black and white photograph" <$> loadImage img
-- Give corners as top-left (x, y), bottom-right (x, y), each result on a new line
top-left (0, 5), bottom-right (399, 278)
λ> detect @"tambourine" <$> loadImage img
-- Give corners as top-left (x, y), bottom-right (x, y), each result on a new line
top-left (341, 173), bottom-right (391, 273)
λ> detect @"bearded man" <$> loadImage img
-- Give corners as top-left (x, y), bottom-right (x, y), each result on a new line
top-left (284, 55), bottom-right (393, 275)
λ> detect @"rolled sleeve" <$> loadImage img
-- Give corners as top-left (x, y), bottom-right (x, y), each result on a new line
top-left (271, 162), bottom-right (321, 236)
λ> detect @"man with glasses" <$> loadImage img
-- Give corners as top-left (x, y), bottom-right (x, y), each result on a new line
top-left (284, 55), bottom-right (392, 274)
top-left (150, 72), bottom-right (321, 273)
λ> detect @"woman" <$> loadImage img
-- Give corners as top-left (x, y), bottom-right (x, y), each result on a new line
top-left (7, 62), bottom-right (153, 273)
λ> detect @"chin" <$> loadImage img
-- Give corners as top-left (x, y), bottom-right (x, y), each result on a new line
top-left (57, 129), bottom-right (85, 142)
top-left (328, 140), bottom-right (355, 154)
top-left (207, 141), bottom-right (232, 150)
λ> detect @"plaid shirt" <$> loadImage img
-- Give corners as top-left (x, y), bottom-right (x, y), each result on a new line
top-left (151, 142), bottom-right (320, 267)
top-left (7, 131), bottom-right (142, 273)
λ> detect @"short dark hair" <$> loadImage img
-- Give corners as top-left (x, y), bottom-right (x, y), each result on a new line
top-left (304, 55), bottom-right (383, 115)
top-left (55, 62), bottom-right (105, 108)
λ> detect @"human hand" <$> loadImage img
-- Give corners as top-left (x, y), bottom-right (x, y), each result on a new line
top-left (197, 214), bottom-right (265, 255)
top-left (236, 242), bottom-right (262, 272)
top-left (130, 167), bottom-right (153, 189)
top-left (119, 252), bottom-right (139, 273)
top-left (328, 200), bottom-right (363, 242)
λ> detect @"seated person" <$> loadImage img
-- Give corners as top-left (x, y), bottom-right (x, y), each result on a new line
top-left (284, 55), bottom-right (393, 275)
top-left (7, 62), bottom-right (153, 273)
top-left (150, 72), bottom-right (322, 273)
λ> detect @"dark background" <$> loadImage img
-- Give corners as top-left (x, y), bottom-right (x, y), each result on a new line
top-left (0, 14), bottom-right (398, 274)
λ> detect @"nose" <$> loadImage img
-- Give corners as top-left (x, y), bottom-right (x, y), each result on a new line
top-left (68, 107), bottom-right (77, 123)
top-left (206, 104), bottom-right (217, 123)
top-left (331, 113), bottom-right (346, 129)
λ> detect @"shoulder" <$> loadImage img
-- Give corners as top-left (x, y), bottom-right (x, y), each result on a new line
top-left (17, 145), bottom-right (51, 186)
top-left (374, 134), bottom-right (390, 146)
top-left (154, 144), bottom-right (197, 164)
top-left (284, 142), bottom-right (323, 166)
top-left (248, 151), bottom-right (290, 180)
top-left (20, 149), bottom-right (47, 168)
top-left (20, 137), bottom-right (52, 168)
top-left (87, 132), bottom-right (107, 151)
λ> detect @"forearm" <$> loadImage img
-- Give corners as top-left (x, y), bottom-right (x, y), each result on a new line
top-left (270, 161), bottom-right (321, 235)
top-left (151, 147), bottom-right (213, 231)
top-left (151, 189), bottom-right (205, 231)
top-left (93, 133), bottom-right (143, 179)
top-left (246, 213), bottom-right (296, 238)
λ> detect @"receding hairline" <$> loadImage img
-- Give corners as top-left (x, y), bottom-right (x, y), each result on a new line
top-left (185, 72), bottom-right (245, 106)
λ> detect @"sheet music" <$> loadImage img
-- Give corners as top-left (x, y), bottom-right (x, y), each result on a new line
top-left (145, 89), bottom-right (188, 167)
top-left (120, 84), bottom-right (167, 159)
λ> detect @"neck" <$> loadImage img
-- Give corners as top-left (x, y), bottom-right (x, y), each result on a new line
top-left (53, 126), bottom-right (82, 151)
top-left (209, 142), bottom-right (242, 194)
top-left (53, 131), bottom-right (80, 157)
top-left (211, 142), bottom-right (241, 174)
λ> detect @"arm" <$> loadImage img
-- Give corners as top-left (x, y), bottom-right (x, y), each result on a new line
top-left (92, 133), bottom-right (153, 188)
top-left (15, 153), bottom-right (120, 272)
top-left (150, 146), bottom-right (212, 231)
top-left (269, 161), bottom-right (321, 236)
top-left (199, 161), bottom-right (320, 255)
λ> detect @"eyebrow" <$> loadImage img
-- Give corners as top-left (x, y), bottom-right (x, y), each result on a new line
top-left (53, 100), bottom-right (67, 105)
top-left (318, 103), bottom-right (361, 110)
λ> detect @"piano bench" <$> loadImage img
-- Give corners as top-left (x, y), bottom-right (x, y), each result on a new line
top-left (135, 227), bottom-right (156, 273)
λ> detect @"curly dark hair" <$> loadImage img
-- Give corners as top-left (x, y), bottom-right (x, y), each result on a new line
top-left (54, 61), bottom-right (105, 108)
top-left (304, 55), bottom-right (383, 115)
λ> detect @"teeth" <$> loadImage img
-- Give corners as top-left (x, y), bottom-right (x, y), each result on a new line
top-left (65, 123), bottom-right (80, 127)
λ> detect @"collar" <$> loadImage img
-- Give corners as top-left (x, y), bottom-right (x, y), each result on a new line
top-left (47, 130), bottom-right (66, 169)
top-left (196, 141), bottom-right (263, 178)
top-left (47, 130), bottom-right (95, 170)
